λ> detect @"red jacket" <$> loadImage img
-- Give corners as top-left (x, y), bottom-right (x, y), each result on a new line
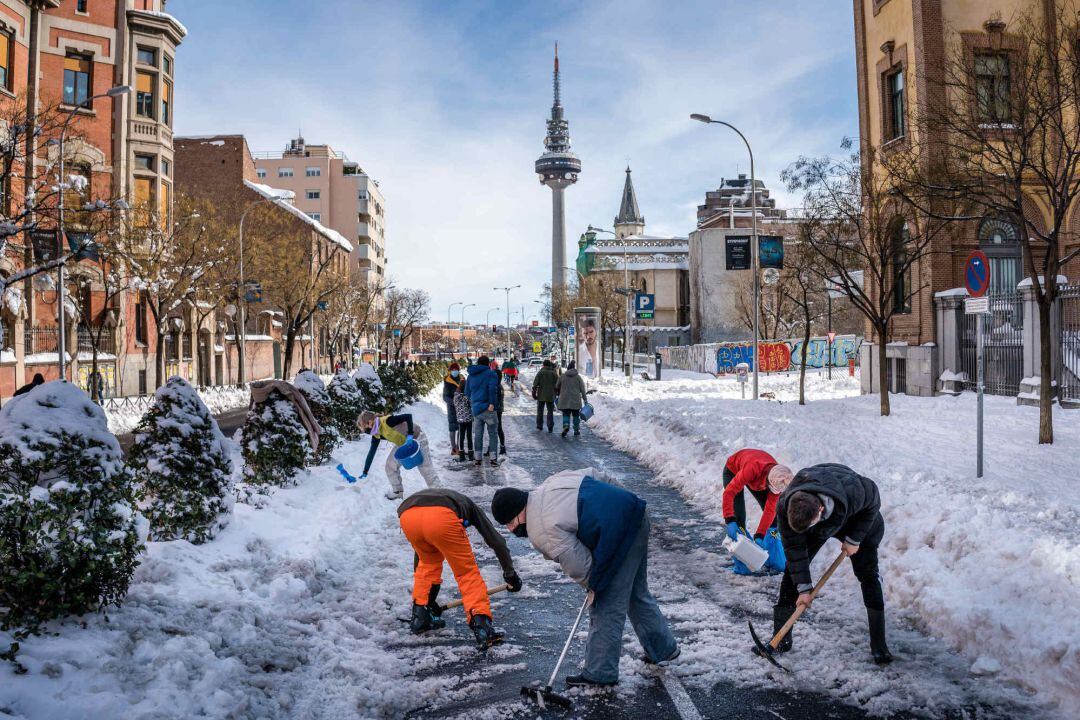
top-left (723, 448), bottom-right (779, 536)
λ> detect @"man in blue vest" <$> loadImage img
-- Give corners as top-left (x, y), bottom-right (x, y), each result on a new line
top-left (491, 469), bottom-right (678, 687)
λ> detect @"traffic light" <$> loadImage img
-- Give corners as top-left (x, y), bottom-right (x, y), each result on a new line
top-left (492, 324), bottom-right (497, 332)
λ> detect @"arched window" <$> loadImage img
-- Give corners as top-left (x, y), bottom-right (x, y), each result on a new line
top-left (640, 278), bottom-right (647, 293)
top-left (978, 216), bottom-right (1022, 294)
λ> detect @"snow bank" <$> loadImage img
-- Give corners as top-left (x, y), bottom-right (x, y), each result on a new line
top-left (106, 385), bottom-right (249, 435)
top-left (588, 370), bottom-right (1080, 717)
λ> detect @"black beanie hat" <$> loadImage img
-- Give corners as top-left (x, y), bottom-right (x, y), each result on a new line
top-left (491, 488), bottom-right (529, 524)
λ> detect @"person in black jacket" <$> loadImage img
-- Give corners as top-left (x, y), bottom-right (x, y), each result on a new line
top-left (13, 373), bottom-right (45, 396)
top-left (442, 363), bottom-right (465, 456)
top-left (775, 463), bottom-right (892, 664)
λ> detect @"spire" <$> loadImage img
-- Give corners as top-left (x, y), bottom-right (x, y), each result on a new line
top-left (543, 42), bottom-right (571, 154)
top-left (615, 166), bottom-right (644, 227)
top-left (553, 42), bottom-right (560, 106)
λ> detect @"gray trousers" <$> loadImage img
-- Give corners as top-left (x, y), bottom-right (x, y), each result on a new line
top-left (473, 409), bottom-right (499, 456)
top-left (385, 427), bottom-right (438, 494)
top-left (584, 514), bottom-right (677, 683)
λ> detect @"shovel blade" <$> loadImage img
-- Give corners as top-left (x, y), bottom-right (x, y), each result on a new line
top-left (748, 619), bottom-right (790, 672)
top-left (522, 685), bottom-right (572, 710)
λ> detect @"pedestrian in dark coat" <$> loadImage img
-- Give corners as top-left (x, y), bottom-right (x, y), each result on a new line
top-left (494, 378), bottom-right (507, 456)
top-left (13, 373), bottom-right (45, 397)
top-left (532, 360), bottom-right (559, 432)
top-left (555, 361), bottom-right (588, 437)
top-left (442, 363), bottom-right (464, 454)
top-left (774, 463), bottom-right (892, 664)
top-left (464, 357), bottom-right (500, 465)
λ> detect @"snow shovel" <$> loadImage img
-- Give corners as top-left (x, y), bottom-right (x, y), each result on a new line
top-left (749, 550), bottom-right (846, 672)
top-left (439, 583), bottom-right (509, 613)
top-left (522, 592), bottom-right (592, 710)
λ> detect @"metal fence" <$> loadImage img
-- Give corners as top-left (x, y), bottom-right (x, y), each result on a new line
top-left (960, 290), bottom-right (1024, 396)
top-left (24, 326), bottom-right (59, 355)
top-left (1060, 284), bottom-right (1080, 404)
top-left (77, 325), bottom-right (115, 355)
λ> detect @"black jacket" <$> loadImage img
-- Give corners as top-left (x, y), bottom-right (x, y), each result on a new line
top-left (442, 374), bottom-right (464, 403)
top-left (398, 488), bottom-right (516, 578)
top-left (778, 463), bottom-right (884, 589)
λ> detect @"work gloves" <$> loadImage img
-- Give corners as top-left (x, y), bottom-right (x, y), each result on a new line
top-left (336, 464), bottom-right (357, 483)
top-left (726, 521), bottom-right (740, 542)
top-left (504, 571), bottom-right (523, 593)
top-left (406, 434), bottom-right (414, 444)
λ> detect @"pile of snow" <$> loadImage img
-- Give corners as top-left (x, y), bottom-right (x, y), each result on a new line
top-left (105, 385), bottom-right (249, 435)
top-left (588, 369), bottom-right (1080, 717)
top-left (353, 361), bottom-right (382, 388)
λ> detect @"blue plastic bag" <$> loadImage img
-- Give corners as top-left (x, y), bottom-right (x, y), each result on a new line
top-left (763, 528), bottom-right (786, 572)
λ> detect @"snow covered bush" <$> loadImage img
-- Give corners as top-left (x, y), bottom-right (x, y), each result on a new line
top-left (240, 388), bottom-right (311, 491)
top-left (355, 362), bottom-right (390, 414)
top-left (376, 363), bottom-right (418, 412)
top-left (327, 369), bottom-right (365, 440)
top-left (293, 370), bottom-right (341, 465)
top-left (127, 377), bottom-right (233, 544)
top-left (0, 381), bottom-right (144, 654)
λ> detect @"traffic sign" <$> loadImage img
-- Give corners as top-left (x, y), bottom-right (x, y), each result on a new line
top-left (762, 268), bottom-right (780, 285)
top-left (965, 297), bottom-right (990, 314)
top-left (964, 250), bottom-right (991, 297)
top-left (532, 341), bottom-right (542, 353)
top-left (827, 331), bottom-right (836, 344)
top-left (635, 293), bottom-right (655, 312)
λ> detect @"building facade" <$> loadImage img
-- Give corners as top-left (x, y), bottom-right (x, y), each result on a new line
top-left (253, 135), bottom-right (387, 289)
top-left (0, 0), bottom-right (184, 400)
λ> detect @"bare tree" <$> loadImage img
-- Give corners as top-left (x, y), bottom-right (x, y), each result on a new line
top-left (780, 239), bottom-right (829, 405)
top-left (381, 286), bottom-right (430, 361)
top-left (888, 8), bottom-right (1080, 443)
top-left (784, 141), bottom-right (948, 416)
top-left (324, 274), bottom-right (386, 369)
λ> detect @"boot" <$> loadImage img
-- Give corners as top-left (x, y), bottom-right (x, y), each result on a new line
top-left (409, 603), bottom-right (445, 634)
top-left (773, 604), bottom-right (795, 653)
top-left (457, 451), bottom-right (467, 462)
top-left (469, 614), bottom-right (503, 650)
top-left (425, 584), bottom-right (443, 618)
top-left (561, 424), bottom-right (569, 438)
top-left (867, 609), bottom-right (893, 665)
top-left (468, 450), bottom-right (475, 461)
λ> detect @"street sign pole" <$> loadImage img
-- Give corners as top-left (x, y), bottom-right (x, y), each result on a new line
top-left (977, 311), bottom-right (984, 479)
top-left (964, 249), bottom-right (991, 479)
top-left (827, 295), bottom-right (833, 380)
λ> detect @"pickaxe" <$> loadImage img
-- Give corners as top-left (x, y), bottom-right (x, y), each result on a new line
top-left (749, 550), bottom-right (846, 671)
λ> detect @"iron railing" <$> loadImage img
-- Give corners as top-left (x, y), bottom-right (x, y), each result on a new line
top-left (24, 326), bottom-right (59, 356)
top-left (77, 325), bottom-right (115, 355)
top-left (960, 290), bottom-right (1024, 396)
top-left (1060, 284), bottom-right (1080, 404)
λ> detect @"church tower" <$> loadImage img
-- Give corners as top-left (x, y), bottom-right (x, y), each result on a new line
top-left (613, 166), bottom-right (645, 239)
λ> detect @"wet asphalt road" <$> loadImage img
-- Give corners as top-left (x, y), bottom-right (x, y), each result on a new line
top-left (404, 388), bottom-right (882, 720)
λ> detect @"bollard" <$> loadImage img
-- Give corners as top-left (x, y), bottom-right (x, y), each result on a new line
top-left (655, 352), bottom-right (662, 381)
top-left (848, 358), bottom-right (856, 377)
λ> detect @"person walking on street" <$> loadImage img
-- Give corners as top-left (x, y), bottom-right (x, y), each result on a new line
top-left (442, 363), bottom-right (465, 456)
top-left (357, 411), bottom-right (439, 500)
top-left (398, 487), bottom-right (523, 649)
top-left (532, 359), bottom-right (558, 432)
top-left (722, 449), bottom-right (793, 542)
top-left (491, 468), bottom-right (679, 687)
top-left (775, 463), bottom-right (893, 664)
top-left (453, 386), bottom-right (474, 461)
top-left (501, 356), bottom-right (519, 390)
top-left (555, 360), bottom-right (588, 437)
top-left (549, 354), bottom-right (562, 377)
top-left (465, 356), bottom-right (500, 467)
top-left (494, 376), bottom-right (507, 456)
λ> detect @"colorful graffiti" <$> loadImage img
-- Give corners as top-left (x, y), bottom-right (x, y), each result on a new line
top-left (713, 335), bottom-right (862, 374)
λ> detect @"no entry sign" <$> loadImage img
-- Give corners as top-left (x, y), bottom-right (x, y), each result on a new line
top-left (964, 250), bottom-right (991, 297)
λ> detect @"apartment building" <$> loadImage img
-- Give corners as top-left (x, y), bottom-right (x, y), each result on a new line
top-left (0, 0), bottom-right (184, 400)
top-left (253, 136), bottom-right (387, 289)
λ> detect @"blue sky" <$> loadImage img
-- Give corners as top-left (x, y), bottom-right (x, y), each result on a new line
top-left (169, 0), bottom-right (857, 324)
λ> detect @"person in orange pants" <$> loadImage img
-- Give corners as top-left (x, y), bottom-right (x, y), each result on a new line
top-left (397, 488), bottom-right (523, 649)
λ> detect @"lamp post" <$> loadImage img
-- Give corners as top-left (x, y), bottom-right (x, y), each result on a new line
top-left (460, 303), bottom-right (475, 355)
top-left (589, 225), bottom-right (633, 382)
top-left (691, 113), bottom-right (760, 399)
top-left (494, 285), bottom-right (520, 359)
top-left (236, 193), bottom-right (290, 387)
top-left (53, 84), bottom-right (131, 381)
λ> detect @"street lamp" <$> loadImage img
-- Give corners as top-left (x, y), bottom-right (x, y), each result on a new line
top-left (460, 303), bottom-right (475, 355)
top-left (589, 225), bottom-right (633, 382)
top-left (691, 113), bottom-right (760, 400)
top-left (53, 84), bottom-right (131, 380)
top-left (236, 193), bottom-right (290, 386)
top-left (494, 285), bottom-right (520, 359)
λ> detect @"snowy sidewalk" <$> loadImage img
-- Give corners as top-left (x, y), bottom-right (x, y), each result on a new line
top-left (586, 368), bottom-right (1079, 718)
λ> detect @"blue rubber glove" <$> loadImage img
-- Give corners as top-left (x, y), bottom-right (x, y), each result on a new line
top-left (336, 464), bottom-right (357, 484)
top-left (726, 521), bottom-right (740, 542)
top-left (406, 434), bottom-right (414, 444)
top-left (360, 472), bottom-right (368, 480)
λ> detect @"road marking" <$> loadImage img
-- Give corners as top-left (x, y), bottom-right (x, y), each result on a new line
top-left (658, 671), bottom-right (704, 720)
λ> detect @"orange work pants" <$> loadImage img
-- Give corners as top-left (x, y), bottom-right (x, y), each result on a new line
top-left (399, 505), bottom-right (491, 622)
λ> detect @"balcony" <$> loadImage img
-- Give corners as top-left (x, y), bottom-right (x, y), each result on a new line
top-left (129, 118), bottom-right (172, 146)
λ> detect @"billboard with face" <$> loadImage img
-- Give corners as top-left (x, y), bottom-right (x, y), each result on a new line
top-left (573, 307), bottom-right (601, 379)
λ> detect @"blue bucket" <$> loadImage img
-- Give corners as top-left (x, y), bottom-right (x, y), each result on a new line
top-left (579, 402), bottom-right (595, 422)
top-left (394, 439), bottom-right (424, 470)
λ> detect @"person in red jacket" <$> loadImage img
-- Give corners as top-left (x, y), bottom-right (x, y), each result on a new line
top-left (722, 449), bottom-right (793, 542)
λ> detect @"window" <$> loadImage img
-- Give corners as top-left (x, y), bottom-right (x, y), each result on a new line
top-left (306, 166), bottom-right (321, 177)
top-left (76, 0), bottom-right (87, 12)
top-left (0, 30), bottom-right (11, 91)
top-left (305, 189), bottom-right (320, 200)
top-left (886, 68), bottom-right (905, 140)
top-left (161, 158), bottom-right (170, 177)
top-left (256, 168), bottom-right (267, 179)
top-left (163, 54), bottom-right (172, 76)
top-left (310, 212), bottom-right (322, 222)
top-left (63, 54), bottom-right (91, 107)
top-left (162, 79), bottom-right (172, 125)
top-left (134, 153), bottom-right (154, 171)
top-left (134, 176), bottom-right (154, 221)
top-left (136, 71), bottom-right (155, 118)
top-left (358, 191), bottom-right (368, 200)
top-left (159, 180), bottom-right (171, 228)
top-left (65, 164), bottom-right (91, 218)
top-left (978, 216), bottom-right (1022, 294)
top-left (278, 167), bottom-right (294, 177)
top-left (137, 47), bottom-right (156, 66)
top-left (975, 52), bottom-right (1010, 123)
top-left (891, 222), bottom-right (911, 314)
top-left (135, 291), bottom-right (148, 344)
top-left (138, 369), bottom-right (147, 395)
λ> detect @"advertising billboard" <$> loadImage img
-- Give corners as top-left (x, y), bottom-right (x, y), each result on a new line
top-left (573, 306), bottom-right (601, 379)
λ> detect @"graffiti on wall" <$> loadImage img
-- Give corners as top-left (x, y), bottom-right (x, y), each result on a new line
top-left (714, 335), bottom-right (862, 373)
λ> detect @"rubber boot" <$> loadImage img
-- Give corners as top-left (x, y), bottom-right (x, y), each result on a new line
top-left (867, 609), bottom-right (893, 665)
top-left (773, 604), bottom-right (795, 653)
top-left (409, 603), bottom-right (445, 634)
top-left (469, 614), bottom-right (503, 650)
top-left (425, 584), bottom-right (443, 618)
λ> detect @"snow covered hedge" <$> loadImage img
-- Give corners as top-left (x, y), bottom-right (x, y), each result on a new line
top-left (127, 377), bottom-right (233, 544)
top-left (293, 370), bottom-right (341, 465)
top-left (328, 369), bottom-right (365, 440)
top-left (0, 382), bottom-right (144, 654)
top-left (240, 388), bottom-right (311, 491)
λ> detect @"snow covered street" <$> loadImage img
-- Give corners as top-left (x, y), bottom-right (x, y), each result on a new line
top-left (2, 375), bottom-right (1071, 719)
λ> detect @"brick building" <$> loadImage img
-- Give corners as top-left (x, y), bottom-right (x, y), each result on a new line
top-left (0, 0), bottom-right (184, 401)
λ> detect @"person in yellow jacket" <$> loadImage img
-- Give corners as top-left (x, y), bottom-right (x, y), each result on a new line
top-left (358, 411), bottom-right (439, 500)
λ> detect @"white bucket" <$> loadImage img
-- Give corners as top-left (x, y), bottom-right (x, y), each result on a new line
top-left (731, 534), bottom-right (768, 573)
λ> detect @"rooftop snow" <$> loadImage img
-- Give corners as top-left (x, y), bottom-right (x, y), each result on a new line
top-left (243, 180), bottom-right (353, 253)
